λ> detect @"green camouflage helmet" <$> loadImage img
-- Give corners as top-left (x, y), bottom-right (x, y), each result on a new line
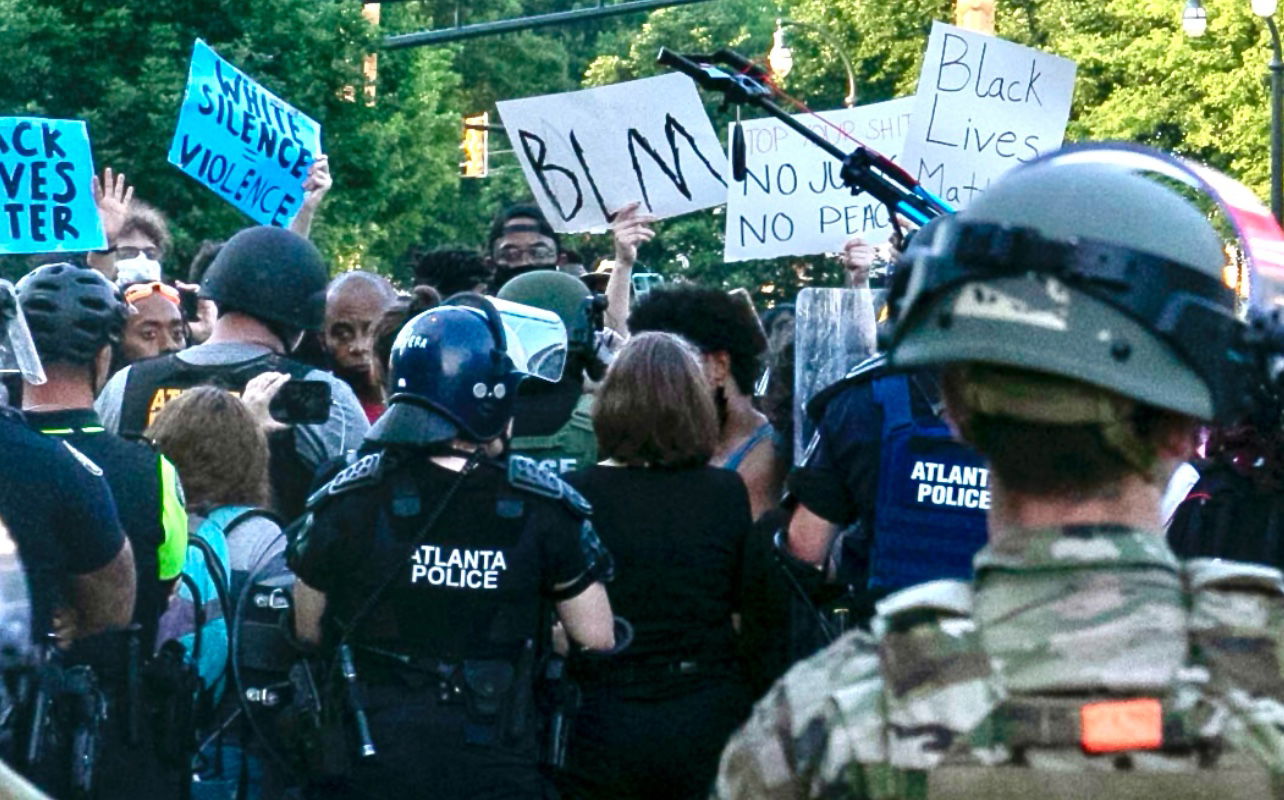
top-left (497, 269), bottom-right (599, 354)
top-left (888, 157), bottom-right (1236, 421)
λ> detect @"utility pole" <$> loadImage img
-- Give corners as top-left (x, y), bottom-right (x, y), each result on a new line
top-left (383, 0), bottom-right (716, 49)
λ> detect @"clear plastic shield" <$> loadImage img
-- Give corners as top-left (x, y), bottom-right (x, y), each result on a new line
top-left (0, 517), bottom-right (31, 666)
top-left (490, 297), bottom-right (568, 383)
top-left (793, 287), bottom-right (879, 463)
top-left (0, 281), bottom-right (45, 385)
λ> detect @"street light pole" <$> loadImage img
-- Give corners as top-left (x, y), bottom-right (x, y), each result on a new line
top-left (769, 19), bottom-right (859, 107)
top-left (1266, 15), bottom-right (1283, 223)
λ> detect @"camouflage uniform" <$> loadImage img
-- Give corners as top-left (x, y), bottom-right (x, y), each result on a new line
top-left (716, 525), bottom-right (1284, 798)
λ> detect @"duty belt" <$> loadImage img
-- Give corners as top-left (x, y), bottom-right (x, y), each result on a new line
top-left (571, 655), bottom-right (737, 686)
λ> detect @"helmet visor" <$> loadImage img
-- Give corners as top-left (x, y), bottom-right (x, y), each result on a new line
top-left (0, 281), bottom-right (45, 385)
top-left (489, 297), bottom-right (568, 383)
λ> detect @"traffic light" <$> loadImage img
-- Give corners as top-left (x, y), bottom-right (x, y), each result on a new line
top-left (461, 112), bottom-right (489, 178)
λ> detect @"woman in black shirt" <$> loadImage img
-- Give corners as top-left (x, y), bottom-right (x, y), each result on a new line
top-left (559, 331), bottom-right (754, 800)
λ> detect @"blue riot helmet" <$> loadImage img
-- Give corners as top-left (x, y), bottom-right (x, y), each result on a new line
top-left (368, 294), bottom-right (567, 447)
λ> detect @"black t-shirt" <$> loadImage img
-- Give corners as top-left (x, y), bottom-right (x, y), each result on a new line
top-left (566, 465), bottom-right (751, 664)
top-left (0, 410), bottom-right (126, 636)
top-left (25, 409), bottom-right (172, 647)
top-left (291, 453), bottom-right (592, 660)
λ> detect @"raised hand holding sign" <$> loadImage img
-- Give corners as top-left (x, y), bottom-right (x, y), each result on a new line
top-left (167, 39), bottom-right (323, 228)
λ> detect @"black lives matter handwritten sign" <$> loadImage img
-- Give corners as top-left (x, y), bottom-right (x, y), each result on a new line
top-left (167, 40), bottom-right (321, 228)
top-left (900, 22), bottom-right (1076, 209)
top-left (497, 74), bottom-right (728, 233)
top-left (0, 118), bottom-right (104, 254)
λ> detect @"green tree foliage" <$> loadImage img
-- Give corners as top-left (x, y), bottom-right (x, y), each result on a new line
top-left (0, 0), bottom-right (460, 281)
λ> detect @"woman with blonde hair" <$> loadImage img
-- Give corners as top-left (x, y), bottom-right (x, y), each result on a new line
top-left (559, 331), bottom-right (754, 800)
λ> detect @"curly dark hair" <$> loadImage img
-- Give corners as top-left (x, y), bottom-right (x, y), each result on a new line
top-left (628, 286), bottom-right (767, 395)
top-left (407, 247), bottom-right (493, 298)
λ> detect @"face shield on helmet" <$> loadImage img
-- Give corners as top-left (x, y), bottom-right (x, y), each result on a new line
top-left (442, 294), bottom-right (568, 383)
top-left (0, 281), bottom-right (45, 385)
top-left (886, 141), bottom-right (1284, 426)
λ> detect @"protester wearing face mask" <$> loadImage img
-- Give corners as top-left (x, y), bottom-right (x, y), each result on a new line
top-left (488, 203), bottom-right (562, 290)
top-left (629, 287), bottom-right (784, 519)
top-left (95, 226), bottom-right (369, 522)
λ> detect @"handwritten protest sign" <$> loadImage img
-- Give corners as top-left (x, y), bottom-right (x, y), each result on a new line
top-left (497, 73), bottom-right (728, 234)
top-left (168, 39), bottom-right (321, 227)
top-left (724, 97), bottom-right (914, 262)
top-left (900, 22), bottom-right (1076, 210)
top-left (0, 118), bottom-right (104, 254)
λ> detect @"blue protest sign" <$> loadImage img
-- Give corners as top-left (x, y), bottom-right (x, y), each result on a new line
top-left (0, 118), bottom-right (104, 254)
top-left (167, 39), bottom-right (322, 227)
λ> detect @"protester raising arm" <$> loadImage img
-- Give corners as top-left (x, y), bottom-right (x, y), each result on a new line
top-left (605, 201), bottom-right (655, 334)
top-left (86, 168), bottom-right (135, 280)
top-left (288, 154), bottom-right (332, 239)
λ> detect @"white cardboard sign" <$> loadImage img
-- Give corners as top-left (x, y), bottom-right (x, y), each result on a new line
top-left (723, 97), bottom-right (914, 262)
top-left (900, 22), bottom-right (1076, 210)
top-left (497, 74), bottom-right (729, 234)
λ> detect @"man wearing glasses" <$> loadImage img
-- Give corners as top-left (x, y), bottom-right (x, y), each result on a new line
top-left (487, 203), bottom-right (562, 291)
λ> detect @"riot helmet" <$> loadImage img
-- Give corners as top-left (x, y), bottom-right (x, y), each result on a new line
top-left (368, 294), bottom-right (567, 447)
top-left (200, 226), bottom-right (328, 339)
top-left (886, 145), bottom-right (1246, 424)
top-left (497, 269), bottom-right (607, 377)
top-left (16, 263), bottom-right (128, 367)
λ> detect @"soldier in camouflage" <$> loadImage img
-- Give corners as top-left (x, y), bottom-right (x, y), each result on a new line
top-left (716, 149), bottom-right (1284, 799)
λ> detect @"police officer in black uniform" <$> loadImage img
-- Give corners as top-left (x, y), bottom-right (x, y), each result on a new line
top-left (288, 295), bottom-right (616, 799)
top-left (782, 222), bottom-right (989, 633)
top-left (0, 280), bottom-right (135, 795)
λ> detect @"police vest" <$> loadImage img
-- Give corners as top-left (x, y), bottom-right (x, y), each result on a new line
top-left (509, 394), bottom-right (597, 476)
top-left (869, 375), bottom-right (988, 591)
top-left (301, 453), bottom-right (604, 749)
top-left (118, 352), bottom-right (315, 521)
top-left (863, 562), bottom-right (1284, 799)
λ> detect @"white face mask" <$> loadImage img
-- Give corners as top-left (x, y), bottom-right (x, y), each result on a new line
top-left (115, 255), bottom-right (162, 285)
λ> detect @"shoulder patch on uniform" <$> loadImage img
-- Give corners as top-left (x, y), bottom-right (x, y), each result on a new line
top-left (307, 451), bottom-right (383, 509)
top-left (873, 579), bottom-right (972, 637)
top-left (61, 441), bottom-right (104, 477)
top-left (507, 455), bottom-right (591, 517)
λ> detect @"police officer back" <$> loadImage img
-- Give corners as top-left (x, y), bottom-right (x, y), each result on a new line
top-left (716, 148), bottom-right (1284, 797)
top-left (288, 295), bottom-right (615, 798)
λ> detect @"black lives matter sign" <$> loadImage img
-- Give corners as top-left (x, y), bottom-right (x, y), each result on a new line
top-left (0, 118), bottom-right (104, 254)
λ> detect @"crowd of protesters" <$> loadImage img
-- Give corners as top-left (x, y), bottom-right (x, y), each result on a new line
top-left (3, 117), bottom-right (1284, 800)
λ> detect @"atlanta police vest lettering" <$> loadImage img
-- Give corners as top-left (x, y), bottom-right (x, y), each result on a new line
top-left (869, 375), bottom-right (989, 591)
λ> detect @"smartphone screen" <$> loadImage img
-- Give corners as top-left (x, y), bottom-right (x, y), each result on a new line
top-left (268, 380), bottom-right (332, 425)
top-left (178, 288), bottom-right (200, 322)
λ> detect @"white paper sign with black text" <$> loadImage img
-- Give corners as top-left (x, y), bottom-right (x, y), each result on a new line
top-left (724, 97), bottom-right (914, 262)
top-left (900, 22), bottom-right (1076, 210)
top-left (497, 73), bottom-right (729, 234)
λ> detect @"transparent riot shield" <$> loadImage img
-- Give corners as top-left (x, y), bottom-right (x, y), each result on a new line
top-left (0, 281), bottom-right (45, 385)
top-left (793, 287), bottom-right (879, 463)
